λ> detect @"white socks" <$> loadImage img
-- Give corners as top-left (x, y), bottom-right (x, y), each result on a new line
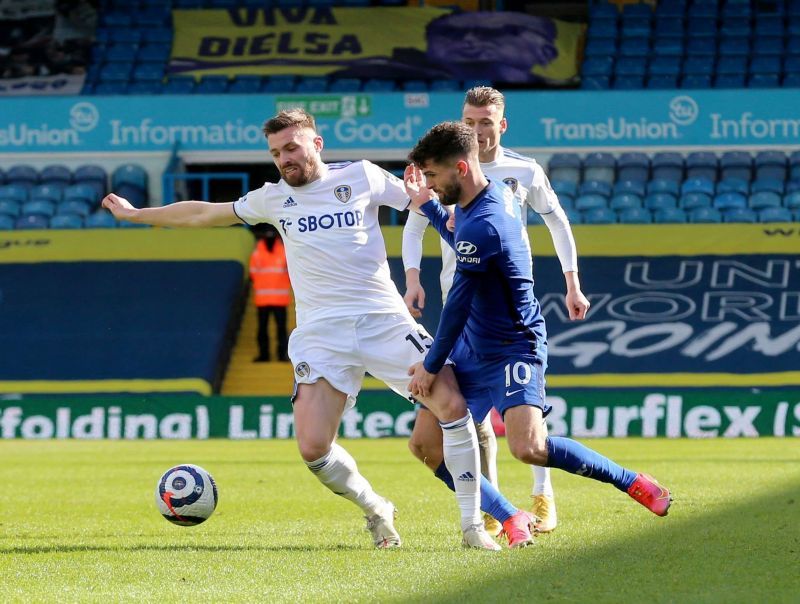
top-left (441, 412), bottom-right (482, 531)
top-left (532, 465), bottom-right (554, 497)
top-left (305, 443), bottom-right (383, 515)
top-left (475, 413), bottom-right (499, 489)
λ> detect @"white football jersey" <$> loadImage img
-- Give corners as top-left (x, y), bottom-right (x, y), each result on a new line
top-left (235, 160), bottom-right (412, 326)
top-left (403, 147), bottom-right (559, 301)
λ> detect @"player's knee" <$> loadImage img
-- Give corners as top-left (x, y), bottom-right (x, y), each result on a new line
top-left (407, 436), bottom-right (426, 463)
top-left (297, 439), bottom-right (331, 463)
top-left (509, 440), bottom-right (548, 466)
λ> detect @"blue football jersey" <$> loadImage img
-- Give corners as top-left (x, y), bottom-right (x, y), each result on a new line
top-left (420, 181), bottom-right (547, 372)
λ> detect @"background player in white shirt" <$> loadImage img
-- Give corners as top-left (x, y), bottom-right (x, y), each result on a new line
top-left (402, 87), bottom-right (590, 535)
top-left (102, 109), bottom-right (499, 551)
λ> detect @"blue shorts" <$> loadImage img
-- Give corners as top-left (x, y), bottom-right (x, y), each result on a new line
top-left (450, 338), bottom-right (550, 423)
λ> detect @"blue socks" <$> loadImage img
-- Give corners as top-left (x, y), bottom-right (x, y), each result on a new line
top-left (545, 436), bottom-right (637, 491)
top-left (434, 462), bottom-right (517, 523)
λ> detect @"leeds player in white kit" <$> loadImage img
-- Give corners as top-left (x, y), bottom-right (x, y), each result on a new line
top-left (402, 87), bottom-right (590, 536)
top-left (102, 108), bottom-right (500, 551)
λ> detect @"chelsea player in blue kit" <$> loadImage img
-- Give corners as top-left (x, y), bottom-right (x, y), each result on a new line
top-left (403, 122), bottom-right (673, 532)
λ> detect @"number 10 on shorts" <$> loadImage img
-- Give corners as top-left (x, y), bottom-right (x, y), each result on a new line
top-left (505, 361), bottom-right (532, 388)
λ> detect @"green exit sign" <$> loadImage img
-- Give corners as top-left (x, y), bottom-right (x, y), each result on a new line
top-left (275, 95), bottom-right (372, 118)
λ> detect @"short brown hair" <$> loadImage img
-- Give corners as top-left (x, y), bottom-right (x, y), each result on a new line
top-left (262, 108), bottom-right (316, 137)
top-left (408, 121), bottom-right (477, 167)
top-left (463, 86), bottom-right (505, 110)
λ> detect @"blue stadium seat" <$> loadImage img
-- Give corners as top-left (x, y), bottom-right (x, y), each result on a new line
top-left (653, 207), bottom-right (688, 223)
top-left (758, 207), bottom-right (793, 222)
top-left (719, 36), bottom-right (750, 56)
top-left (716, 178), bottom-right (750, 196)
top-left (85, 210), bottom-right (118, 229)
top-left (686, 152), bottom-right (718, 181)
top-left (116, 184), bottom-right (147, 207)
top-left (647, 74), bottom-right (679, 89)
top-left (614, 75), bottom-right (645, 89)
top-left (715, 73), bottom-right (747, 88)
top-left (58, 200), bottom-right (92, 218)
top-left (687, 17), bottom-right (718, 38)
top-left (720, 152), bottom-right (752, 181)
top-left (649, 56), bottom-right (681, 76)
top-left (689, 207), bottom-right (722, 223)
top-left (680, 192), bottom-right (712, 210)
top-left (754, 151), bottom-right (787, 180)
top-left (645, 193), bottom-right (678, 211)
top-left (575, 194), bottom-right (608, 211)
top-left (21, 199), bottom-right (56, 217)
top-left (430, 80), bottom-right (460, 92)
top-left (582, 153), bottom-right (616, 184)
top-left (99, 63), bottom-right (133, 83)
top-left (565, 208), bottom-right (582, 224)
top-left (752, 36), bottom-right (784, 56)
top-left (195, 76), bottom-right (229, 94)
top-left (652, 153), bottom-right (684, 182)
top-left (783, 73), bottom-right (800, 87)
top-left (0, 215), bottom-right (14, 230)
top-left (613, 180), bottom-right (647, 198)
top-left (551, 180), bottom-right (578, 199)
top-left (749, 73), bottom-right (781, 88)
top-left (93, 82), bottom-right (129, 95)
top-left (681, 74), bottom-right (712, 89)
top-left (6, 165), bottom-right (38, 187)
top-left (784, 191), bottom-right (800, 209)
top-left (585, 38), bottom-right (617, 56)
top-left (713, 192), bottom-right (747, 210)
top-left (749, 191), bottom-right (782, 209)
top-left (50, 214), bottom-right (84, 229)
top-left (590, 2), bottom-right (619, 20)
top-left (609, 193), bottom-right (642, 211)
top-left (587, 21), bottom-right (618, 40)
top-left (295, 77), bottom-right (329, 93)
top-left (163, 77), bottom-right (196, 94)
top-left (362, 79), bottom-right (396, 92)
top-left (723, 3), bottom-right (752, 18)
top-left (30, 184), bottom-right (63, 203)
top-left (683, 56), bottom-right (714, 75)
top-left (0, 184), bottom-right (29, 203)
top-left (751, 178), bottom-right (785, 195)
top-left (723, 207), bottom-right (758, 223)
top-left (654, 17), bottom-right (683, 38)
top-left (681, 178), bottom-right (715, 196)
top-left (228, 76), bottom-right (263, 94)
top-left (755, 17), bottom-right (785, 37)
top-left (618, 207), bottom-right (652, 223)
top-left (686, 38), bottom-right (716, 56)
top-left (615, 57), bottom-right (647, 76)
top-left (15, 214), bottom-right (49, 229)
top-left (619, 37), bottom-right (650, 57)
top-left (556, 194), bottom-right (574, 209)
top-left (259, 75), bottom-right (295, 93)
top-left (119, 220), bottom-right (151, 228)
top-left (578, 180), bottom-right (613, 198)
top-left (548, 154), bottom-right (581, 185)
top-left (623, 3), bottom-right (653, 19)
top-left (133, 63), bottom-right (165, 82)
top-left (621, 18), bottom-right (652, 38)
top-left (717, 56), bottom-right (748, 75)
top-left (790, 151), bottom-right (800, 180)
top-left (582, 207), bottom-right (617, 224)
top-left (652, 36), bottom-right (684, 57)
top-left (582, 57), bottom-right (615, 77)
top-left (105, 44), bottom-right (139, 63)
top-left (327, 78), bottom-right (361, 92)
top-left (65, 183), bottom-right (100, 206)
top-left (113, 164), bottom-right (147, 191)
top-left (128, 82), bottom-right (162, 95)
top-left (688, 4), bottom-right (717, 19)
top-left (785, 56), bottom-right (800, 75)
top-left (617, 153), bottom-right (649, 182)
top-left (581, 75), bottom-right (612, 90)
top-left (40, 165), bottom-right (72, 186)
top-left (647, 179), bottom-right (680, 197)
top-left (0, 199), bottom-right (20, 218)
top-left (655, 0), bottom-right (686, 19)
top-left (721, 18), bottom-right (751, 38)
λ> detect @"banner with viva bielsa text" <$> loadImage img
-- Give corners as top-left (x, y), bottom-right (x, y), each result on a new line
top-left (169, 7), bottom-right (584, 84)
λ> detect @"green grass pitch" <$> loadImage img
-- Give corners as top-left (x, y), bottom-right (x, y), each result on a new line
top-left (1, 438), bottom-right (798, 603)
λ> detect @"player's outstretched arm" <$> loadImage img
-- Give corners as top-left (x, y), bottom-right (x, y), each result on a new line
top-left (102, 194), bottom-right (240, 228)
top-left (402, 211), bottom-right (430, 318)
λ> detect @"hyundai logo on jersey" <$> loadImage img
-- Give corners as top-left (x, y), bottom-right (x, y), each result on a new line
top-left (456, 241), bottom-right (477, 255)
top-left (334, 185), bottom-right (352, 203)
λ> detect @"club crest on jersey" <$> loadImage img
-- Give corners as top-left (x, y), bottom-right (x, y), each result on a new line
top-left (295, 362), bottom-right (310, 378)
top-left (502, 177), bottom-right (519, 193)
top-left (334, 185), bottom-right (352, 203)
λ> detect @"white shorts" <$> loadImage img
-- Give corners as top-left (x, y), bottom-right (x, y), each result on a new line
top-left (288, 312), bottom-right (433, 409)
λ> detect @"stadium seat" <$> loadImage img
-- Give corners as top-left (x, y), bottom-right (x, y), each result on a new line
top-left (74, 165), bottom-right (108, 196)
top-left (614, 75), bottom-right (645, 90)
top-left (784, 191), bottom-right (800, 209)
top-left (57, 200), bottom-right (92, 218)
top-left (681, 74), bottom-right (712, 88)
top-left (713, 192), bottom-right (747, 210)
top-left (615, 57), bottom-right (647, 77)
top-left (50, 214), bottom-right (84, 229)
top-left (0, 199), bottom-right (20, 218)
top-left (21, 199), bottom-right (56, 217)
top-left (749, 191), bottom-right (782, 209)
top-left (686, 152), bottom-right (718, 181)
top-left (0, 184), bottom-right (29, 203)
top-left (64, 183), bottom-right (99, 206)
top-left (719, 36), bottom-right (750, 56)
top-left (551, 180), bottom-right (578, 199)
top-left (582, 57), bottom-right (615, 77)
top-left (689, 207), bottom-right (723, 223)
top-left (649, 56), bottom-right (681, 76)
top-left (585, 38), bottom-right (617, 56)
top-left (647, 179), bottom-right (680, 197)
top-left (581, 75), bottom-right (612, 90)
top-left (163, 77), bottom-right (196, 94)
top-left (618, 207), bottom-right (652, 223)
top-left (613, 180), bottom-right (647, 198)
top-left (195, 76), bottom-right (229, 94)
top-left (128, 82), bottom-right (162, 95)
top-left (749, 73), bottom-right (781, 88)
top-left (119, 220), bottom-right (150, 228)
top-left (751, 179), bottom-right (785, 195)
top-left (575, 194), bottom-right (608, 211)
top-left (105, 44), bottom-right (138, 63)
top-left (228, 76), bottom-right (263, 94)
top-left (790, 151), bottom-right (800, 180)
top-left (644, 193), bottom-right (678, 211)
top-left (681, 178), bottom-right (715, 196)
top-left (30, 184), bottom-right (63, 203)
top-left (362, 79), bottom-right (396, 92)
top-left (720, 152), bottom-right (752, 181)
top-left (112, 164), bottom-right (148, 191)
top-left (40, 165), bottom-right (72, 186)
top-left (329, 78), bottom-right (362, 92)
top-left (582, 153), bottom-right (616, 184)
top-left (686, 38), bottom-right (716, 56)
top-left (578, 180), bottom-right (613, 198)
top-left (85, 210), bottom-right (118, 228)
top-left (0, 215), bottom-right (14, 230)
top-left (723, 207), bottom-right (758, 223)
top-left (133, 63), bottom-right (165, 83)
top-left (619, 37), bottom-right (650, 57)
top-left (652, 153), bottom-right (684, 182)
top-left (758, 207), bottom-right (793, 222)
top-left (116, 184), bottom-right (147, 207)
top-left (6, 165), bottom-right (38, 187)
top-left (610, 193), bottom-right (642, 211)
top-left (755, 151), bottom-right (788, 180)
top-left (653, 207), bottom-right (688, 223)
top-left (138, 44), bottom-right (171, 63)
top-left (716, 179), bottom-right (750, 196)
top-left (652, 36), bottom-right (684, 57)
top-left (647, 74), bottom-right (679, 89)
top-left (15, 214), bottom-right (49, 229)
top-left (680, 192), bottom-right (712, 210)
top-left (683, 56), bottom-right (714, 75)
top-left (565, 208), bottom-right (582, 224)
top-left (556, 194), bottom-right (575, 209)
top-left (295, 77), bottom-right (328, 93)
top-left (582, 207), bottom-right (617, 224)
top-left (715, 73), bottom-right (747, 88)
top-left (617, 153), bottom-right (649, 182)
top-left (548, 154), bottom-right (581, 184)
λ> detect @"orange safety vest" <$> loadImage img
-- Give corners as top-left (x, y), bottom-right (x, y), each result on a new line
top-left (249, 238), bottom-right (291, 307)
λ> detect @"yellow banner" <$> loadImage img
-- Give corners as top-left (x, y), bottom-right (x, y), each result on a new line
top-left (169, 7), bottom-right (582, 83)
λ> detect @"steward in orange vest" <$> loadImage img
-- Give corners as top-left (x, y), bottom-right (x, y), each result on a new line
top-left (250, 225), bottom-right (291, 362)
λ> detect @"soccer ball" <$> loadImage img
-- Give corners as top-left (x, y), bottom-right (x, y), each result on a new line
top-left (155, 464), bottom-right (218, 526)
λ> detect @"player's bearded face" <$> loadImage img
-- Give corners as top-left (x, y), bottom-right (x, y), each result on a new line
top-left (280, 149), bottom-right (317, 187)
top-left (269, 127), bottom-right (322, 187)
top-left (433, 171), bottom-right (462, 206)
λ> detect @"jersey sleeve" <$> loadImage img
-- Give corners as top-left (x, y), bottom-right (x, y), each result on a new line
top-left (525, 163), bottom-right (560, 215)
top-left (233, 185), bottom-right (274, 226)
top-left (420, 200), bottom-right (455, 249)
top-left (402, 210), bottom-right (429, 272)
top-left (454, 219), bottom-right (500, 274)
top-left (364, 161), bottom-right (409, 211)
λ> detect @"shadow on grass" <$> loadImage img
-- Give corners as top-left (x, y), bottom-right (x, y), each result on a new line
top-left (1, 543), bottom-right (367, 555)
top-left (429, 480), bottom-right (800, 603)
